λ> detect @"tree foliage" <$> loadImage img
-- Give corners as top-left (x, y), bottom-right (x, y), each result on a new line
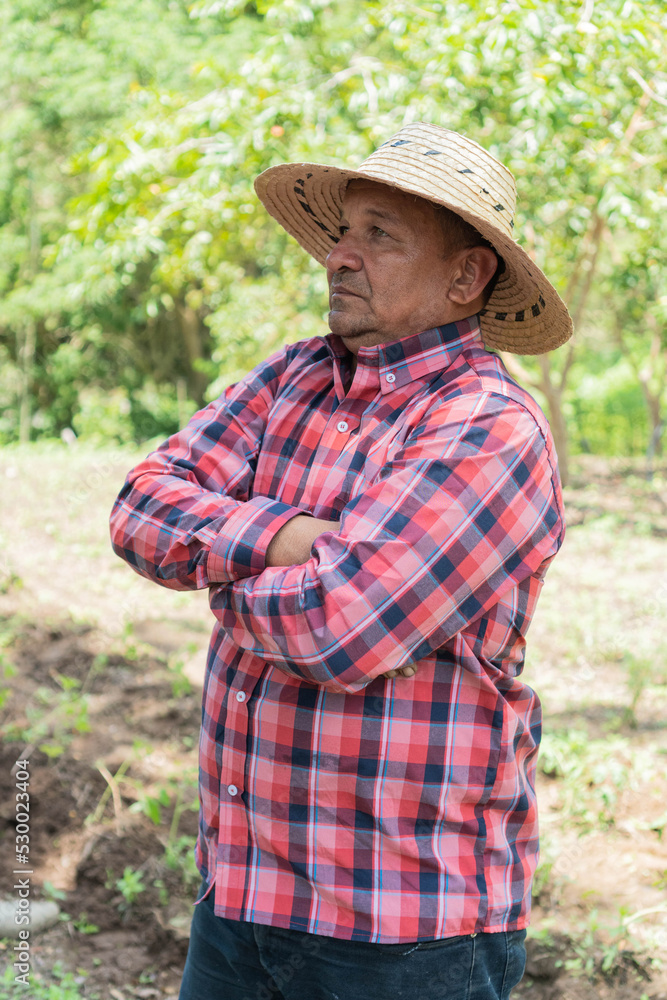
top-left (1, 0), bottom-right (666, 462)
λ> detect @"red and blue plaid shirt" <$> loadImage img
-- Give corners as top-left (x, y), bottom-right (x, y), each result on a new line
top-left (110, 316), bottom-right (565, 942)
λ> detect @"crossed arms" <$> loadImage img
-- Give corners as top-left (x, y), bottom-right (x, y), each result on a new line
top-left (110, 344), bottom-right (563, 694)
top-left (265, 516), bottom-right (416, 679)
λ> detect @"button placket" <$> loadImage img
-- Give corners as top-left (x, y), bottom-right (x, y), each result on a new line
top-left (220, 686), bottom-right (250, 806)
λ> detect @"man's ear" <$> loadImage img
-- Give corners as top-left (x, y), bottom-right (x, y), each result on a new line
top-left (447, 246), bottom-right (498, 306)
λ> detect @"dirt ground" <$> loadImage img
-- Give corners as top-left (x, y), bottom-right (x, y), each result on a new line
top-left (0, 447), bottom-right (666, 998)
top-left (0, 621), bottom-right (201, 997)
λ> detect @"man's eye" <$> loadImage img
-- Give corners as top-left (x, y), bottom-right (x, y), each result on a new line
top-left (339, 225), bottom-right (349, 236)
top-left (374, 227), bottom-right (389, 236)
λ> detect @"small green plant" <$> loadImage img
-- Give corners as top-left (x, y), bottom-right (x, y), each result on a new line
top-left (0, 674), bottom-right (91, 758)
top-left (561, 909), bottom-right (615, 978)
top-left (560, 904), bottom-right (664, 980)
top-left (164, 834), bottom-right (200, 893)
top-left (652, 869), bottom-right (667, 890)
top-left (118, 619), bottom-right (140, 661)
top-left (42, 880), bottom-right (68, 904)
top-left (168, 653), bottom-right (193, 699)
top-left (525, 919), bottom-right (556, 947)
top-left (0, 570), bottom-right (23, 595)
top-left (0, 620), bottom-right (19, 711)
top-left (622, 651), bottom-right (654, 728)
top-left (152, 876), bottom-right (170, 907)
top-left (531, 856), bottom-right (554, 904)
top-left (0, 962), bottom-right (97, 999)
top-left (80, 652), bottom-right (109, 695)
top-left (71, 912), bottom-right (100, 935)
top-left (130, 786), bottom-right (172, 825)
top-left (538, 729), bottom-right (643, 831)
top-left (113, 866), bottom-right (146, 909)
top-left (0, 651), bottom-right (17, 710)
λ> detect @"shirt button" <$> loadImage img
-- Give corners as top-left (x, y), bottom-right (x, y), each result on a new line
top-left (227, 784), bottom-right (238, 797)
top-left (336, 420), bottom-right (349, 433)
top-left (235, 690), bottom-right (246, 703)
top-left (385, 372), bottom-right (396, 383)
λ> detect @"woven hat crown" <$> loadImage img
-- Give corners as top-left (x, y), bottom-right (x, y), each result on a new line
top-left (356, 123), bottom-right (518, 242)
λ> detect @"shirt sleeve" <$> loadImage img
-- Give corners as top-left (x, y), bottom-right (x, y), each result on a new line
top-left (208, 389), bottom-right (565, 693)
top-left (109, 346), bottom-right (308, 591)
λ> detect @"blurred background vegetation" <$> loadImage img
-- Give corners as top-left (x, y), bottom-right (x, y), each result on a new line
top-left (1, 0), bottom-right (666, 485)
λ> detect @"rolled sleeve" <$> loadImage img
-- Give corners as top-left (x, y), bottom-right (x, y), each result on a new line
top-left (207, 497), bottom-right (310, 582)
top-left (109, 343), bottom-right (302, 591)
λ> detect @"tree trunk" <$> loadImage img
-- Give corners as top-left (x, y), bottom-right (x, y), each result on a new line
top-left (175, 303), bottom-right (209, 406)
top-left (615, 321), bottom-right (665, 461)
top-left (18, 321), bottom-right (36, 444)
top-left (536, 354), bottom-right (570, 487)
top-left (501, 349), bottom-right (573, 487)
top-left (639, 377), bottom-right (664, 460)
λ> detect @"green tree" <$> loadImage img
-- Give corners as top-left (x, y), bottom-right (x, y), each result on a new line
top-left (1, 0), bottom-right (666, 471)
top-left (0, 0), bottom-right (234, 439)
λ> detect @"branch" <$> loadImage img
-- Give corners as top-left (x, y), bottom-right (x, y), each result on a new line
top-left (565, 88), bottom-right (652, 313)
top-left (562, 209), bottom-right (602, 313)
top-left (578, 0), bottom-right (595, 23)
top-left (537, 353), bottom-right (553, 393)
top-left (627, 68), bottom-right (667, 109)
top-left (96, 763), bottom-right (126, 836)
top-left (498, 351), bottom-right (541, 391)
top-left (559, 340), bottom-right (577, 393)
top-left (322, 56), bottom-right (385, 92)
top-left (361, 68), bottom-right (379, 115)
top-left (570, 213), bottom-right (605, 330)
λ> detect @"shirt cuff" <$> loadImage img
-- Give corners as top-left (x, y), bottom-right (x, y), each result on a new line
top-left (206, 497), bottom-right (310, 582)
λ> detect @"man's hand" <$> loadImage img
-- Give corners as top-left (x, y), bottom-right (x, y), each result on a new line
top-left (266, 515), bottom-right (341, 567)
top-left (265, 515), bottom-right (418, 682)
top-left (383, 665), bottom-right (418, 679)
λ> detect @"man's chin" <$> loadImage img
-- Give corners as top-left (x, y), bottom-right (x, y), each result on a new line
top-left (327, 310), bottom-right (374, 341)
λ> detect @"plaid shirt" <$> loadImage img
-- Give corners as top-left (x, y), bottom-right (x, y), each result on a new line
top-left (110, 316), bottom-right (564, 942)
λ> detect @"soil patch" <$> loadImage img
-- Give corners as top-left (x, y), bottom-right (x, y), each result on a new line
top-left (0, 620), bottom-right (201, 997)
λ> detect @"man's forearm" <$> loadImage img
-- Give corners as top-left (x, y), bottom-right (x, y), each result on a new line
top-left (263, 515), bottom-right (418, 681)
top-left (266, 516), bottom-right (341, 567)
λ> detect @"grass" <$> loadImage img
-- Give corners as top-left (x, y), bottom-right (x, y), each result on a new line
top-left (0, 965), bottom-right (96, 999)
top-left (0, 440), bottom-right (211, 642)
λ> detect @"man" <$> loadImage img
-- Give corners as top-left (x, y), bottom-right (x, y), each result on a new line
top-left (110, 122), bottom-right (572, 1000)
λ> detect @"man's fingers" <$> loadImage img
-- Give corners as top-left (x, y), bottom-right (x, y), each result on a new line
top-left (382, 665), bottom-right (417, 679)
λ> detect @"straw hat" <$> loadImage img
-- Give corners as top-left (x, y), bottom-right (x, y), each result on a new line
top-left (254, 122), bottom-right (572, 355)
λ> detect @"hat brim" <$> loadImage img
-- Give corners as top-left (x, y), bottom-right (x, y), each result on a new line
top-left (254, 161), bottom-right (572, 356)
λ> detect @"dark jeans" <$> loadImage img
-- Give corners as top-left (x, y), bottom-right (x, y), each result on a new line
top-left (178, 883), bottom-right (526, 1000)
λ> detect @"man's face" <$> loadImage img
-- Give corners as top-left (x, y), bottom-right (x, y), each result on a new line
top-left (325, 180), bottom-right (462, 353)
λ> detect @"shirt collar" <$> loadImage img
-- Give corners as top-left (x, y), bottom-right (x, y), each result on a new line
top-left (326, 315), bottom-right (483, 395)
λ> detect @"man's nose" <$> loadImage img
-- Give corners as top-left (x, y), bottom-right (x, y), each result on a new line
top-left (325, 233), bottom-right (363, 274)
